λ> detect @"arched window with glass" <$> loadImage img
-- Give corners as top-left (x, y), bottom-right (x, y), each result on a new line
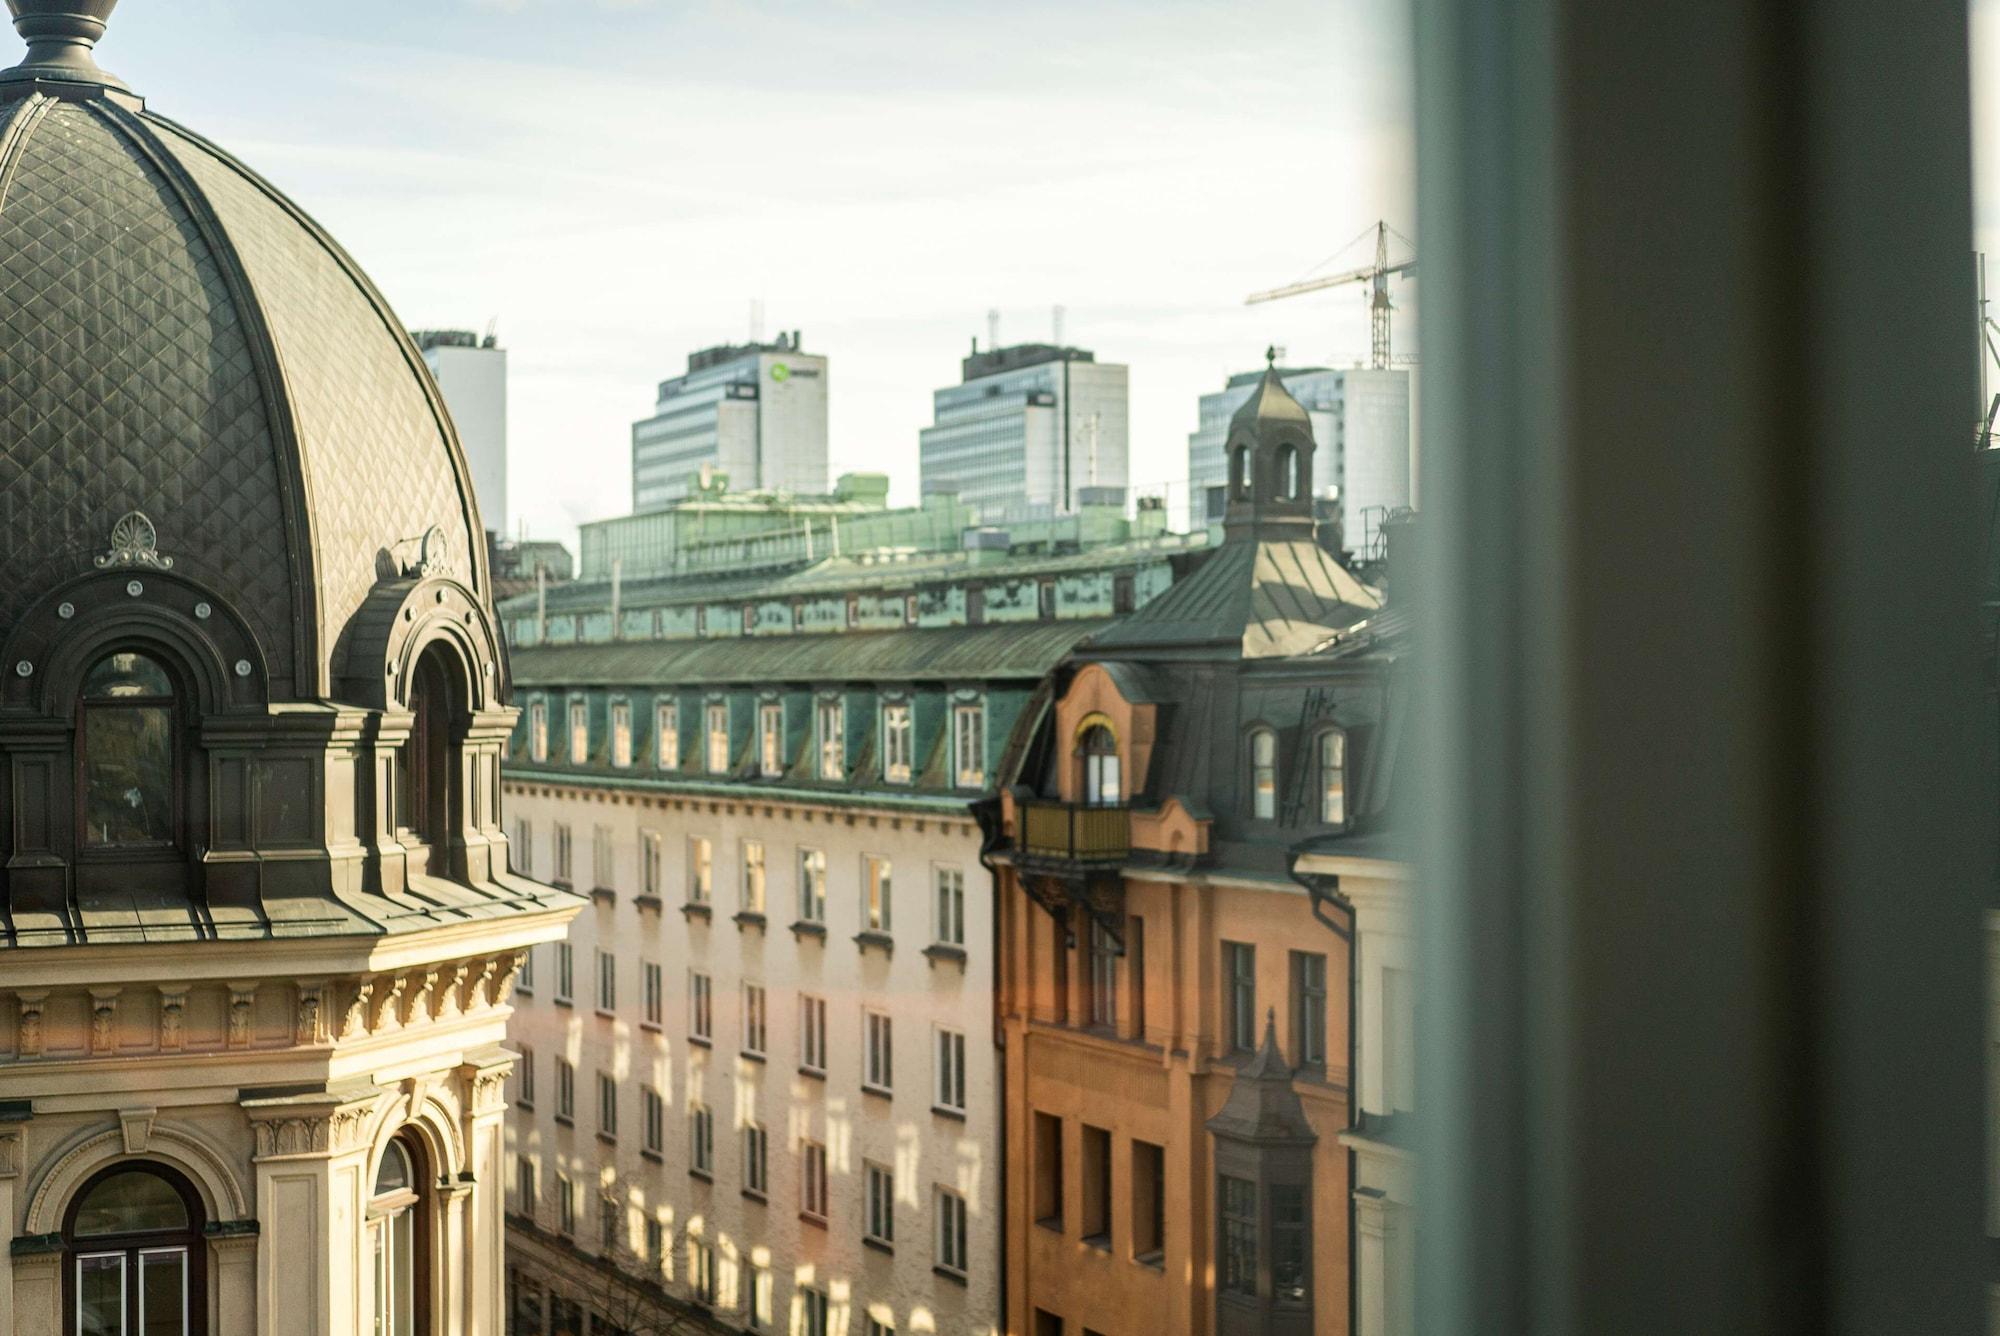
top-left (368, 1135), bottom-right (430, 1336)
top-left (64, 1162), bottom-right (206, 1335)
top-left (398, 643), bottom-right (464, 878)
top-left (1278, 443), bottom-right (1302, 500)
top-left (78, 650), bottom-right (178, 851)
top-left (1079, 724), bottom-right (1121, 807)
top-left (1230, 444), bottom-right (1251, 500)
top-left (1317, 728), bottom-right (1347, 827)
top-left (1247, 728), bottom-right (1278, 820)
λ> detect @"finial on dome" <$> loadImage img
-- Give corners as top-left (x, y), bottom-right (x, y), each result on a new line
top-left (1, 1), bottom-right (126, 91)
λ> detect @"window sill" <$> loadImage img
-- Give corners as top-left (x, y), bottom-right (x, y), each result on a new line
top-left (930, 1104), bottom-right (967, 1123)
top-left (554, 1116), bottom-right (573, 1129)
top-left (682, 903), bottom-right (713, 923)
top-left (790, 920), bottom-right (827, 941)
top-left (594, 1008), bottom-right (616, 1021)
top-left (923, 943), bottom-right (967, 966)
top-left (733, 910), bottom-right (767, 932)
top-left (589, 887), bottom-right (616, 907)
top-left (553, 997), bottom-right (573, 1009)
top-left (853, 930), bottom-right (894, 955)
top-left (597, 1132), bottom-right (617, 1146)
top-left (634, 895), bottom-right (662, 914)
top-left (741, 1188), bottom-right (767, 1205)
top-left (1034, 1215), bottom-right (1063, 1234)
top-left (517, 1101), bottom-right (534, 1113)
top-left (799, 1212), bottom-right (827, 1230)
top-left (740, 1050), bottom-right (767, 1065)
top-left (689, 1168), bottom-right (713, 1184)
top-left (861, 1084), bottom-right (893, 1103)
top-left (1083, 1232), bottom-right (1111, 1252)
top-left (640, 1021), bottom-right (662, 1034)
top-left (1133, 1249), bottom-right (1165, 1271)
top-left (689, 1035), bottom-right (712, 1050)
top-left (798, 1066), bottom-right (825, 1082)
top-left (932, 1265), bottom-right (969, 1288)
top-left (861, 1236), bottom-right (894, 1257)
top-left (550, 878), bottom-right (574, 893)
top-left (641, 1149), bottom-right (662, 1165)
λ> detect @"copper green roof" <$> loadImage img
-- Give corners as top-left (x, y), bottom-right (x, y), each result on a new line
top-left (1087, 538), bottom-right (1379, 658)
top-left (511, 618), bottom-right (1115, 688)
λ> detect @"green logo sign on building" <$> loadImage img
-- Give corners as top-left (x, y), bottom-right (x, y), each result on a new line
top-left (770, 362), bottom-right (790, 382)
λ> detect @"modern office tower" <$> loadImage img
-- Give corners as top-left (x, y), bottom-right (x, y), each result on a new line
top-left (631, 333), bottom-right (829, 510)
top-left (0, 7), bottom-right (581, 1332)
top-left (415, 328), bottom-right (510, 537)
top-left (1189, 365), bottom-right (1412, 559)
top-left (920, 342), bottom-right (1130, 522)
top-left (495, 517), bottom-right (1210, 1336)
top-left (992, 371), bottom-right (1393, 1336)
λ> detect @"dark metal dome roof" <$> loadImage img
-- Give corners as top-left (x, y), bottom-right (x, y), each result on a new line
top-left (0, 10), bottom-right (488, 701)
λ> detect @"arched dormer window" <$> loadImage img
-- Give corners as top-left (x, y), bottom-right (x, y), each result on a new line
top-left (399, 643), bottom-right (464, 878)
top-left (1248, 727), bottom-right (1278, 820)
top-left (1079, 723), bottom-right (1121, 806)
top-left (368, 1134), bottom-right (432, 1336)
top-left (79, 650), bottom-right (177, 849)
top-left (64, 1162), bottom-right (206, 1335)
top-left (1230, 444), bottom-right (1251, 500)
top-left (1278, 443), bottom-right (1303, 500)
top-left (1317, 728), bottom-right (1347, 826)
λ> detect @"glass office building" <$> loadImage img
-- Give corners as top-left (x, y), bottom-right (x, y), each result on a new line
top-left (631, 333), bottom-right (828, 510)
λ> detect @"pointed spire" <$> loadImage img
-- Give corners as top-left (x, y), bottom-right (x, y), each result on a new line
top-left (1206, 1006), bottom-right (1318, 1146)
top-left (1, 1), bottom-right (126, 90)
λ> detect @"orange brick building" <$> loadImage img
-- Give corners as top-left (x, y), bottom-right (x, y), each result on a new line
top-left (986, 368), bottom-right (1399, 1336)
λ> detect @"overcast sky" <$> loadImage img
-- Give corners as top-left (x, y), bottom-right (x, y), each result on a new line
top-left (85, 3), bottom-right (2000, 548)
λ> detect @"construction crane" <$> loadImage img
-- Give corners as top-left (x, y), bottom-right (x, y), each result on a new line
top-left (1246, 220), bottom-right (1416, 370)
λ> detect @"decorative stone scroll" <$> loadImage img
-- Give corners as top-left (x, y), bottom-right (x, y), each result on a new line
top-left (94, 510), bottom-right (174, 570)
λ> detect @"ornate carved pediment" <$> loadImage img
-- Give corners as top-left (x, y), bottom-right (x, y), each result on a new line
top-left (94, 510), bottom-right (173, 571)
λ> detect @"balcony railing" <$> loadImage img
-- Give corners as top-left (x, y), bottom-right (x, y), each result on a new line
top-left (1020, 801), bottom-right (1130, 865)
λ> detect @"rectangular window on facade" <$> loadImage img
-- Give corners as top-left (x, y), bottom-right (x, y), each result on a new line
top-left (690, 1105), bottom-right (713, 1176)
top-left (758, 702), bottom-right (785, 777)
top-left (1224, 941), bottom-right (1256, 1053)
top-left (935, 1027), bottom-right (967, 1113)
top-left (1081, 1124), bottom-right (1111, 1246)
top-left (689, 1239), bottom-right (716, 1305)
top-left (643, 1087), bottom-right (664, 1157)
top-left (816, 698), bottom-right (844, 779)
top-left (515, 1155), bottom-right (537, 1215)
top-left (557, 1175), bottom-right (576, 1236)
top-left (953, 702), bottom-right (985, 787)
top-left (611, 700), bottom-right (633, 768)
top-left (1032, 1111), bottom-right (1063, 1227)
top-left (1250, 729), bottom-right (1278, 820)
top-left (516, 1045), bottom-right (536, 1108)
top-left (529, 699), bottom-right (548, 763)
top-left (1038, 581), bottom-right (1056, 619)
top-left (705, 700), bottom-right (730, 773)
top-left (1292, 950), bottom-right (1328, 1069)
top-left (882, 703), bottom-right (913, 783)
top-left (555, 942), bottom-right (574, 1005)
top-left (595, 948), bottom-right (616, 1013)
top-left (553, 823), bottom-right (573, 887)
top-left (1051, 914), bottom-right (1069, 1025)
top-left (1272, 1183), bottom-right (1310, 1304)
top-left (600, 1192), bottom-right (620, 1257)
top-left (864, 855), bottom-right (892, 933)
top-left (801, 1140), bottom-right (829, 1221)
top-left (747, 1264), bottom-right (772, 1329)
top-left (802, 1288), bottom-right (829, 1336)
top-left (1132, 1139), bottom-right (1166, 1264)
top-left (1220, 1175), bottom-right (1258, 1296)
top-left (1088, 921), bottom-right (1118, 1029)
top-left (741, 839), bottom-right (766, 913)
top-left (1130, 916), bottom-right (1146, 1038)
top-left (936, 1187), bottom-right (969, 1276)
top-left (934, 865), bottom-right (965, 946)
top-left (797, 847), bottom-right (826, 923)
top-left (642, 961), bottom-right (663, 1028)
top-left (644, 1217), bottom-right (664, 1272)
top-left (690, 972), bottom-right (712, 1043)
top-left (866, 1317), bottom-right (895, 1336)
top-left (743, 983), bottom-right (767, 1056)
top-left (800, 994), bottom-right (827, 1073)
top-left (655, 699), bottom-right (678, 770)
top-left (555, 1059), bottom-right (575, 1123)
top-left (517, 945), bottom-right (535, 994)
top-left (569, 699), bottom-right (589, 764)
top-left (865, 1162), bottom-right (895, 1246)
top-left (513, 819), bottom-right (534, 877)
top-left (641, 830), bottom-right (663, 898)
top-left (597, 1072), bottom-right (618, 1139)
top-left (864, 1010), bottom-right (893, 1093)
top-left (1319, 729), bottom-right (1347, 826)
top-left (744, 1122), bottom-right (768, 1197)
top-left (688, 836), bottom-right (712, 904)
top-left (592, 825), bottom-right (613, 891)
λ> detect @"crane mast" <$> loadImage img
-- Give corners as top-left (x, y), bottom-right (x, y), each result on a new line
top-left (1246, 219), bottom-right (1416, 370)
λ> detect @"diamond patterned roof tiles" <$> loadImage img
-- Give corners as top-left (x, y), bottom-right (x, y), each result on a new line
top-left (0, 92), bottom-right (485, 697)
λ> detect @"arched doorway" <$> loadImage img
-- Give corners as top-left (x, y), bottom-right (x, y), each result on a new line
top-left (368, 1133), bottom-right (433, 1336)
top-left (63, 1161), bottom-right (207, 1335)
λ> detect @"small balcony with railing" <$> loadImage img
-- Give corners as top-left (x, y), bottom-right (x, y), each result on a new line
top-left (1017, 800), bottom-right (1131, 869)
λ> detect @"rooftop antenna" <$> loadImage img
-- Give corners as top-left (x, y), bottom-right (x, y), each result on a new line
top-left (987, 308), bottom-right (1001, 351)
top-left (1052, 304), bottom-right (1066, 346)
top-left (482, 316), bottom-right (498, 348)
top-left (750, 299), bottom-right (766, 344)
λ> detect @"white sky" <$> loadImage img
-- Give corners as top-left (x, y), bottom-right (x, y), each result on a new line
top-left (93, 0), bottom-right (1414, 548)
top-left (82, 3), bottom-right (2000, 547)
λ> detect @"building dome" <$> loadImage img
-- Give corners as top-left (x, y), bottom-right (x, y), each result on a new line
top-left (0, 1), bottom-right (486, 701)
